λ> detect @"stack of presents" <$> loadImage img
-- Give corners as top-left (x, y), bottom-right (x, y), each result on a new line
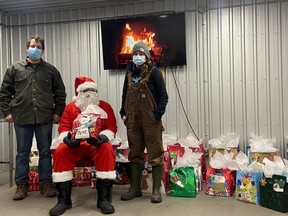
top-left (28, 132), bottom-right (288, 213)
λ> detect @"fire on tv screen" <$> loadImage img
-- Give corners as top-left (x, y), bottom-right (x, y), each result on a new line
top-left (101, 13), bottom-right (186, 70)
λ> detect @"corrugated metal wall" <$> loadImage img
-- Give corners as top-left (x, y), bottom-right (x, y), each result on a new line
top-left (1, 0), bottom-right (288, 172)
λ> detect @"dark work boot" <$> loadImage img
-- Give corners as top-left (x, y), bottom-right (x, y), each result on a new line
top-left (120, 163), bottom-right (142, 201)
top-left (13, 183), bottom-right (28, 200)
top-left (49, 181), bottom-right (72, 216)
top-left (151, 165), bottom-right (163, 203)
top-left (96, 179), bottom-right (115, 214)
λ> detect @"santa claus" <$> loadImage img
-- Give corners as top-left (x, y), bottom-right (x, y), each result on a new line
top-left (49, 77), bottom-right (117, 216)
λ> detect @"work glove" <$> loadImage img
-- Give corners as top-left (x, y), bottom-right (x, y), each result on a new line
top-left (87, 134), bottom-right (109, 146)
top-left (63, 132), bottom-right (81, 147)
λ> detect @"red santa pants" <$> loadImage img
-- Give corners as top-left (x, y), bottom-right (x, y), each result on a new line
top-left (52, 142), bottom-right (116, 182)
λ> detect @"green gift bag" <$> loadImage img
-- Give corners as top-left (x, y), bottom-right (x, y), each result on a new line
top-left (170, 166), bottom-right (196, 198)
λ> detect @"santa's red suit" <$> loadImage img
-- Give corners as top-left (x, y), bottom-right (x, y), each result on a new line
top-left (49, 77), bottom-right (117, 216)
top-left (52, 88), bottom-right (117, 183)
top-left (53, 79), bottom-right (117, 182)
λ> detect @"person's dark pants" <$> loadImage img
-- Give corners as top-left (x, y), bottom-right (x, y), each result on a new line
top-left (14, 122), bottom-right (53, 184)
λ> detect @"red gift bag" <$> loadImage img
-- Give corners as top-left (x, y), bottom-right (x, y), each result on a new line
top-left (205, 167), bottom-right (236, 197)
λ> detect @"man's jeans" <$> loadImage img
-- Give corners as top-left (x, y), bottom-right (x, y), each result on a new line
top-left (14, 123), bottom-right (53, 184)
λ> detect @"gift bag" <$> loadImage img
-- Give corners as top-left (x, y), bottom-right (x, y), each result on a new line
top-left (114, 162), bottom-right (130, 185)
top-left (71, 113), bottom-right (102, 139)
top-left (72, 167), bottom-right (93, 187)
top-left (205, 167), bottom-right (236, 197)
top-left (29, 151), bottom-right (39, 171)
top-left (260, 175), bottom-right (288, 212)
top-left (235, 171), bottom-right (263, 205)
top-left (190, 143), bottom-right (207, 181)
top-left (28, 170), bottom-right (40, 192)
top-left (170, 166), bottom-right (196, 198)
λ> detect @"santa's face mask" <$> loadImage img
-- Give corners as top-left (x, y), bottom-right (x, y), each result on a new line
top-left (75, 89), bottom-right (99, 112)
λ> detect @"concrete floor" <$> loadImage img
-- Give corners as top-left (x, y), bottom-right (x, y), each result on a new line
top-left (0, 171), bottom-right (283, 216)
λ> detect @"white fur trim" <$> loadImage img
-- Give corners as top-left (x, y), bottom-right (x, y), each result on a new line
top-left (96, 170), bottom-right (116, 179)
top-left (100, 130), bottom-right (115, 141)
top-left (51, 132), bottom-right (69, 149)
top-left (52, 170), bottom-right (73, 182)
top-left (76, 82), bottom-right (97, 93)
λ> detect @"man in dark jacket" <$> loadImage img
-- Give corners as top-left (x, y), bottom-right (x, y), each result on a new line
top-left (0, 35), bottom-right (66, 200)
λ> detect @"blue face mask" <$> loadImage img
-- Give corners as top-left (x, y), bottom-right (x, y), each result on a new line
top-left (133, 55), bottom-right (146, 66)
top-left (28, 47), bottom-right (42, 60)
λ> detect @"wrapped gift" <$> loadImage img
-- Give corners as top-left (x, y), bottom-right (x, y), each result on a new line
top-left (72, 167), bottom-right (92, 187)
top-left (170, 166), bottom-right (196, 198)
top-left (205, 167), bottom-right (236, 197)
top-left (28, 170), bottom-right (40, 192)
top-left (235, 171), bottom-right (263, 205)
top-left (260, 175), bottom-right (288, 212)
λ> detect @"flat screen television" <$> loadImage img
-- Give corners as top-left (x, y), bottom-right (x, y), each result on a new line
top-left (101, 13), bottom-right (186, 70)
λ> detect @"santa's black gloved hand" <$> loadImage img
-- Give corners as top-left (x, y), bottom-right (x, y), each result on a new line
top-left (63, 132), bottom-right (81, 147)
top-left (87, 134), bottom-right (109, 146)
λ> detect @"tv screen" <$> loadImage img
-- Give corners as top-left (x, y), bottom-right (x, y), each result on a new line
top-left (101, 13), bottom-right (186, 70)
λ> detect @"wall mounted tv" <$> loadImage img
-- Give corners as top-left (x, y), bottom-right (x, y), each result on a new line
top-left (101, 13), bottom-right (186, 70)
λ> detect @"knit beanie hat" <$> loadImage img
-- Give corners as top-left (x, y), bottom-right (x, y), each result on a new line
top-left (132, 42), bottom-right (151, 59)
top-left (74, 77), bottom-right (97, 96)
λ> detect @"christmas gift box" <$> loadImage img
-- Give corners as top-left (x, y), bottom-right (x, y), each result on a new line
top-left (28, 170), bottom-right (40, 192)
top-left (72, 167), bottom-right (93, 187)
top-left (170, 166), bottom-right (197, 198)
top-left (235, 171), bottom-right (263, 205)
top-left (205, 167), bottom-right (236, 197)
top-left (259, 175), bottom-right (288, 212)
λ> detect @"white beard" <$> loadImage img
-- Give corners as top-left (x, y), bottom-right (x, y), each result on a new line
top-left (75, 91), bottom-right (99, 112)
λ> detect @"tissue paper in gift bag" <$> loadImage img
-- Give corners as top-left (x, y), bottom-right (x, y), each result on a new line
top-left (170, 166), bottom-right (196, 198)
top-left (235, 171), bottom-right (263, 205)
top-left (260, 175), bottom-right (288, 212)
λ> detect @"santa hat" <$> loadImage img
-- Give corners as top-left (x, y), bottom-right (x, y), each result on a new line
top-left (74, 76), bottom-right (97, 96)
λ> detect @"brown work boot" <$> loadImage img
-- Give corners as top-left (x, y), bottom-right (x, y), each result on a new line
top-left (13, 184), bottom-right (28, 200)
top-left (41, 181), bottom-right (57, 197)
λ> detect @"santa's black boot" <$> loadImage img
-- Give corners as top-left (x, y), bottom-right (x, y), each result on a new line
top-left (49, 181), bottom-right (72, 216)
top-left (96, 179), bottom-right (115, 214)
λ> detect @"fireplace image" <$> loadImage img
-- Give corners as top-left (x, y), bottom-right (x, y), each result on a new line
top-left (101, 13), bottom-right (186, 70)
